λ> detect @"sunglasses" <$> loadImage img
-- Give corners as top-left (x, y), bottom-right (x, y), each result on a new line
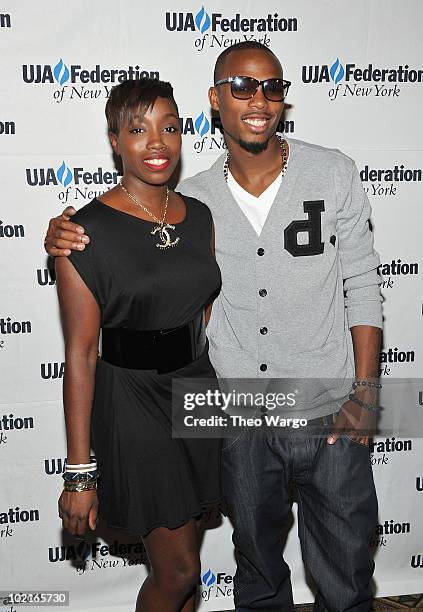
top-left (214, 76), bottom-right (291, 102)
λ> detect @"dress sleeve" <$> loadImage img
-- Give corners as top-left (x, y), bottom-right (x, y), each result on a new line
top-left (68, 242), bottom-right (102, 309)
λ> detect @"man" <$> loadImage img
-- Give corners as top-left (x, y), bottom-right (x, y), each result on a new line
top-left (45, 42), bottom-right (382, 612)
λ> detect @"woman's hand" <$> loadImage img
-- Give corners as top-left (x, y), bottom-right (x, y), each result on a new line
top-left (58, 489), bottom-right (99, 536)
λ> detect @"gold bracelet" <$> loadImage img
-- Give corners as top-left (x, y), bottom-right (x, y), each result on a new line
top-left (63, 481), bottom-right (97, 492)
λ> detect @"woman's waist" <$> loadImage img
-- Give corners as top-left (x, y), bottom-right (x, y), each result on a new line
top-left (100, 312), bottom-right (207, 374)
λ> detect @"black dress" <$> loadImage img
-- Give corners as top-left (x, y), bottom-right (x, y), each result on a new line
top-left (67, 194), bottom-right (222, 537)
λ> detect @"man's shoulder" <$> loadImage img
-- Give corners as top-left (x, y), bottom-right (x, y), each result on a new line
top-left (288, 136), bottom-right (355, 173)
top-left (177, 154), bottom-right (226, 204)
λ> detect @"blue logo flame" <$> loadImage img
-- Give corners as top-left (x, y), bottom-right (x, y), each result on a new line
top-left (329, 57), bottom-right (345, 84)
top-left (195, 6), bottom-right (211, 33)
top-left (57, 161), bottom-right (73, 187)
top-left (76, 540), bottom-right (91, 561)
top-left (202, 568), bottom-right (216, 586)
top-left (194, 111), bottom-right (210, 137)
top-left (53, 58), bottom-right (70, 85)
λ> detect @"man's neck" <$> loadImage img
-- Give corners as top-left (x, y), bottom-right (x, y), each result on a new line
top-left (226, 134), bottom-right (285, 197)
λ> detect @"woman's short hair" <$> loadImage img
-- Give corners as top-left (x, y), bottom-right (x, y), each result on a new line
top-left (105, 78), bottom-right (178, 134)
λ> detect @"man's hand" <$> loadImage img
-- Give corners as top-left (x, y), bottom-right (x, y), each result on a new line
top-left (327, 396), bottom-right (376, 446)
top-left (327, 326), bottom-right (382, 446)
top-left (44, 206), bottom-right (90, 257)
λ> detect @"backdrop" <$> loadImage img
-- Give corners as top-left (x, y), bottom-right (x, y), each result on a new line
top-left (1, 1), bottom-right (422, 610)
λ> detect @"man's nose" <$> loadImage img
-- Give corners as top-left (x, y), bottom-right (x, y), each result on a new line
top-left (248, 84), bottom-right (268, 108)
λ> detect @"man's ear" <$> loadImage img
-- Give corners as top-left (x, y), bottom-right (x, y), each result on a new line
top-left (208, 86), bottom-right (220, 112)
top-left (108, 131), bottom-right (120, 156)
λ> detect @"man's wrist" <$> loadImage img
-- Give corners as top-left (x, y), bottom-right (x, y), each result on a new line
top-left (348, 393), bottom-right (378, 413)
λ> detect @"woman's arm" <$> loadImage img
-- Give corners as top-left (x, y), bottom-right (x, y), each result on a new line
top-left (55, 257), bottom-right (100, 535)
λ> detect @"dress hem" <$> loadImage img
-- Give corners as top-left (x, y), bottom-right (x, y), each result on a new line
top-left (98, 497), bottom-right (224, 538)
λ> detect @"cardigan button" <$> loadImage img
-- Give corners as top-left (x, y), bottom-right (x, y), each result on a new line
top-left (257, 248), bottom-right (265, 256)
top-left (259, 289), bottom-right (267, 297)
top-left (260, 363), bottom-right (268, 372)
top-left (260, 327), bottom-right (268, 335)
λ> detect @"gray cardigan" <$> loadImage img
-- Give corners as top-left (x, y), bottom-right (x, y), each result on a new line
top-left (178, 136), bottom-right (382, 417)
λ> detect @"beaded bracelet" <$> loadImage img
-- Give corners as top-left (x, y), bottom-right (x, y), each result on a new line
top-left (349, 393), bottom-right (378, 412)
top-left (352, 380), bottom-right (382, 390)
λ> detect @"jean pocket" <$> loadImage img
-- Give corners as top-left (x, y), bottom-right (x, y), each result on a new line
top-left (221, 426), bottom-right (250, 453)
top-left (343, 432), bottom-right (370, 448)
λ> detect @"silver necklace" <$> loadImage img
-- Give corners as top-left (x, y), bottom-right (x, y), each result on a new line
top-left (119, 181), bottom-right (180, 250)
top-left (223, 134), bottom-right (289, 182)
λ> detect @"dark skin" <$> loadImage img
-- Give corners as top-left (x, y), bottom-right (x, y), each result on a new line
top-left (56, 97), bottom-right (211, 612)
top-left (209, 48), bottom-right (289, 197)
top-left (48, 49), bottom-right (380, 451)
top-left (209, 49), bottom-right (381, 445)
top-left (94, 97), bottom-right (184, 221)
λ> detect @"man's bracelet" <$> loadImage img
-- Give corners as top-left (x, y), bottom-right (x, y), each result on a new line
top-left (349, 393), bottom-right (378, 413)
top-left (352, 380), bottom-right (382, 390)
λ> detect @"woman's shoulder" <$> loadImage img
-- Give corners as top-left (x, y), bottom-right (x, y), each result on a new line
top-left (177, 192), bottom-right (213, 220)
top-left (70, 199), bottom-right (108, 232)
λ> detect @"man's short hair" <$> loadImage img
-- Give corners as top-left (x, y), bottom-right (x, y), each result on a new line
top-left (213, 41), bottom-right (280, 84)
top-left (105, 78), bottom-right (178, 134)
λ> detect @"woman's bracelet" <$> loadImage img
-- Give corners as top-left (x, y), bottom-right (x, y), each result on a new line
top-left (63, 480), bottom-right (97, 492)
top-left (62, 470), bottom-right (99, 483)
top-left (64, 464), bottom-right (97, 471)
top-left (349, 393), bottom-right (378, 413)
top-left (62, 456), bottom-right (99, 484)
top-left (64, 457), bottom-right (97, 470)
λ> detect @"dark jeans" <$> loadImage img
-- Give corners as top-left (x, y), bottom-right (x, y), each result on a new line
top-left (221, 413), bottom-right (378, 612)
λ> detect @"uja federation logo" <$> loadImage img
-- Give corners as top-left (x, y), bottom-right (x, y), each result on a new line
top-left (378, 259), bottom-right (419, 291)
top-left (0, 506), bottom-right (39, 539)
top-left (379, 347), bottom-right (415, 376)
top-left (180, 111), bottom-right (225, 154)
top-left (0, 413), bottom-right (34, 447)
top-left (22, 58), bottom-right (159, 103)
top-left (165, 5), bottom-right (297, 52)
top-left (0, 12), bottom-right (11, 28)
top-left (48, 539), bottom-right (146, 574)
top-left (181, 111), bottom-right (294, 154)
top-left (0, 119), bottom-right (15, 135)
top-left (200, 568), bottom-right (233, 602)
top-left (360, 163), bottom-right (422, 197)
top-left (26, 161), bottom-right (121, 205)
top-left (302, 57), bottom-right (423, 101)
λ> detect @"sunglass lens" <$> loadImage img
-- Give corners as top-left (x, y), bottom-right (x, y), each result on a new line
top-left (232, 77), bottom-right (258, 99)
top-left (263, 79), bottom-right (286, 101)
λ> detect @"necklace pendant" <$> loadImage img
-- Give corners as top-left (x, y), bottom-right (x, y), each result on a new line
top-left (151, 223), bottom-right (180, 249)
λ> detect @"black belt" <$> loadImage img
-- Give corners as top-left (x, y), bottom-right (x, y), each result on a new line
top-left (101, 312), bottom-right (207, 374)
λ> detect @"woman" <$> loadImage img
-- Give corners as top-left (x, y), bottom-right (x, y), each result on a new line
top-left (56, 78), bottom-right (222, 612)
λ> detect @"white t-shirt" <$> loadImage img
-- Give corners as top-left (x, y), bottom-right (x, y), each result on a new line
top-left (227, 170), bottom-right (282, 236)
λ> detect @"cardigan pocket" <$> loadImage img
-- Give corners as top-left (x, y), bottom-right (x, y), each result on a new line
top-left (281, 334), bottom-right (354, 381)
